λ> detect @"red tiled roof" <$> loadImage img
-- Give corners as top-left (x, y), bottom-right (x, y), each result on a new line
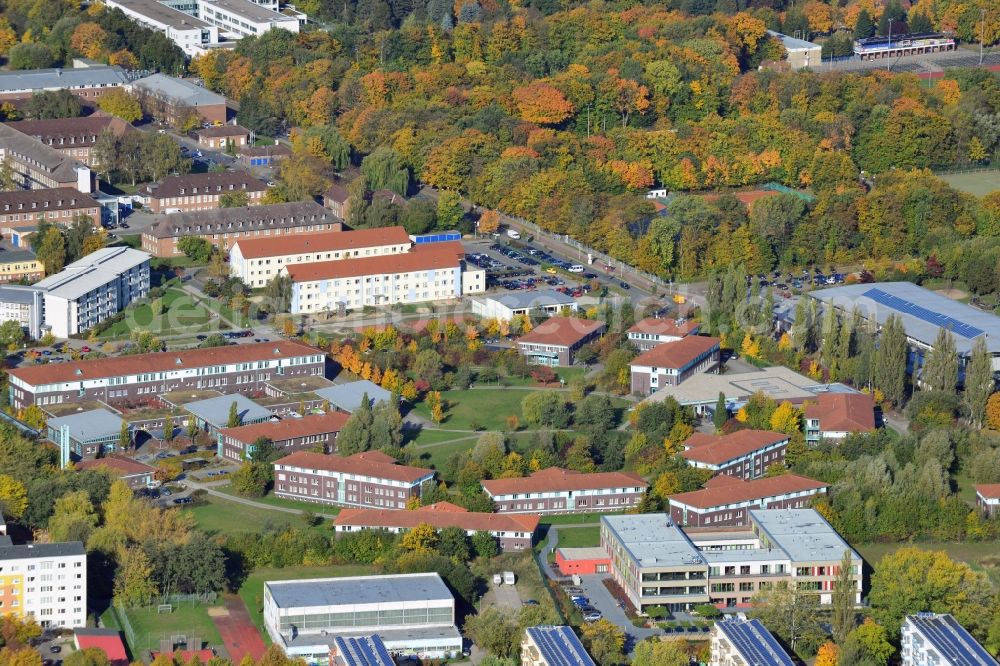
top-left (7, 340), bottom-right (321, 387)
top-left (219, 411), bottom-right (350, 445)
top-left (803, 393), bottom-right (876, 433)
top-left (284, 242), bottom-right (465, 282)
top-left (481, 467), bottom-right (646, 496)
top-left (334, 503), bottom-right (540, 534)
top-left (680, 430), bottom-right (790, 466)
top-left (975, 484), bottom-right (1000, 500)
top-left (516, 317), bottom-right (605, 348)
top-left (668, 474), bottom-right (828, 509)
top-left (630, 336), bottom-right (720, 369)
top-left (627, 318), bottom-right (700, 338)
top-left (0, 187), bottom-right (99, 211)
top-left (75, 455), bottom-right (156, 477)
top-left (233, 226), bottom-right (411, 259)
top-left (273, 450), bottom-right (434, 484)
top-left (75, 631), bottom-right (127, 666)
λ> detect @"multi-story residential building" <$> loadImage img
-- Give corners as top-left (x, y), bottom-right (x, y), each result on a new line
top-left (129, 73), bottom-right (227, 125)
top-left (803, 392), bottom-right (877, 442)
top-left (230, 226), bottom-right (413, 287)
top-left (471, 290), bottom-right (578, 321)
top-left (602, 509), bottom-right (862, 613)
top-left (141, 202), bottom-right (341, 257)
top-left (0, 189), bottom-right (101, 238)
top-left (668, 474), bottom-right (829, 527)
top-left (195, 124), bottom-right (251, 150)
top-left (198, 0), bottom-right (301, 38)
top-left (141, 171), bottom-right (267, 214)
top-left (4, 116), bottom-right (131, 167)
top-left (680, 430), bottom-right (791, 480)
top-left (629, 336), bottom-right (721, 394)
top-left (284, 242), bottom-right (485, 313)
top-left (333, 501), bottom-right (540, 552)
top-left (217, 411), bottom-right (350, 461)
top-left (975, 484), bottom-right (1000, 518)
top-left (6, 340), bottom-right (325, 410)
top-left (272, 450), bottom-right (435, 508)
top-left (264, 573), bottom-right (462, 662)
top-left (481, 467), bottom-right (647, 515)
top-left (901, 614), bottom-right (997, 666)
top-left (105, 0), bottom-right (220, 56)
top-left (0, 286), bottom-right (43, 338)
top-left (0, 65), bottom-right (130, 105)
top-left (0, 540), bottom-right (87, 629)
top-left (601, 513), bottom-right (710, 613)
top-left (47, 408), bottom-right (125, 463)
top-left (521, 626), bottom-right (596, 666)
top-left (709, 617), bottom-right (796, 666)
top-left (0, 250), bottom-right (44, 284)
top-left (75, 455), bottom-right (157, 490)
top-left (516, 317), bottom-right (606, 366)
top-left (0, 124), bottom-right (93, 193)
top-left (30, 247), bottom-right (150, 339)
top-left (626, 317), bottom-right (701, 352)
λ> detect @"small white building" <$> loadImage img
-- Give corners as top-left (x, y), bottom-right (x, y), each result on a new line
top-left (470, 289), bottom-right (578, 321)
top-left (263, 573), bottom-right (462, 663)
top-left (901, 613), bottom-right (996, 666)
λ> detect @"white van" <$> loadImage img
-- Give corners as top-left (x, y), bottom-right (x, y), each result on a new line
top-left (568, 264), bottom-right (585, 273)
top-left (506, 228), bottom-right (521, 240)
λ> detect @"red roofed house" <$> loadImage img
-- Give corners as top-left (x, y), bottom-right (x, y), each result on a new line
top-left (273, 450), bottom-right (436, 509)
top-left (333, 501), bottom-right (541, 552)
top-left (481, 467), bottom-right (647, 514)
top-left (626, 317), bottom-right (701, 352)
top-left (975, 484), bottom-right (1000, 518)
top-left (74, 629), bottom-right (128, 666)
top-left (516, 317), bottom-right (606, 367)
top-left (680, 430), bottom-right (790, 480)
top-left (75, 455), bottom-right (157, 490)
top-left (217, 411), bottom-right (350, 462)
top-left (803, 392), bottom-right (877, 443)
top-left (667, 474), bottom-right (829, 527)
top-left (629, 336), bottom-right (721, 394)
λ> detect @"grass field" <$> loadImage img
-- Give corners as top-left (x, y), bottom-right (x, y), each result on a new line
top-left (539, 512), bottom-right (608, 525)
top-left (555, 525), bottom-right (600, 548)
top-left (184, 494), bottom-right (312, 535)
top-left (214, 485), bottom-right (341, 515)
top-left (406, 427), bottom-right (479, 446)
top-left (411, 388), bottom-right (533, 430)
top-left (857, 541), bottom-right (1000, 585)
top-left (939, 170), bottom-right (1000, 196)
top-left (120, 603), bottom-right (223, 652)
top-left (100, 287), bottom-right (220, 339)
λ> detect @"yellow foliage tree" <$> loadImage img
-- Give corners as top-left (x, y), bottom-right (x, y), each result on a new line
top-left (778, 332), bottom-right (792, 351)
top-left (108, 50), bottom-right (138, 70)
top-left (400, 522), bottom-right (438, 553)
top-left (478, 209), bottom-right (500, 234)
top-left (815, 642), bottom-right (839, 666)
top-left (986, 392), bottom-right (1000, 430)
top-left (0, 475), bottom-right (27, 519)
top-left (653, 471), bottom-right (681, 499)
top-left (0, 18), bottom-right (17, 56)
top-left (70, 23), bottom-right (107, 60)
top-left (741, 333), bottom-right (761, 359)
top-left (769, 401), bottom-right (802, 435)
top-left (98, 88), bottom-right (142, 123)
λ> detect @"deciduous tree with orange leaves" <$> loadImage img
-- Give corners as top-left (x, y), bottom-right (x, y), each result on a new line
top-left (70, 23), bottom-right (107, 60)
top-left (512, 83), bottom-right (575, 125)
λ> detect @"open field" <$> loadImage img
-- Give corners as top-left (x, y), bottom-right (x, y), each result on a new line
top-left (411, 388), bottom-right (532, 430)
top-left (554, 525), bottom-right (600, 548)
top-left (119, 603), bottom-right (223, 652)
top-left (184, 494), bottom-right (309, 536)
top-left (857, 541), bottom-right (1000, 585)
top-left (939, 170), bottom-right (1000, 196)
top-left (99, 287), bottom-right (222, 339)
top-left (539, 512), bottom-right (609, 526)
top-left (214, 485), bottom-right (341, 515)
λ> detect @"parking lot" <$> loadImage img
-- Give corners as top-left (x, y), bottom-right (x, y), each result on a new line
top-left (560, 575), bottom-right (661, 647)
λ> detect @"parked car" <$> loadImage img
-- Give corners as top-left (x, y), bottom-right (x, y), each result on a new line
top-left (568, 264), bottom-right (585, 273)
top-left (172, 497), bottom-right (193, 505)
top-left (619, 281), bottom-right (631, 290)
top-left (583, 612), bottom-right (603, 622)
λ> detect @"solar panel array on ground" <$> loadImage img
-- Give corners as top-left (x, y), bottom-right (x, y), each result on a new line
top-left (526, 626), bottom-right (596, 666)
top-left (331, 635), bottom-right (394, 666)
top-left (718, 619), bottom-right (796, 666)
top-left (862, 288), bottom-right (984, 339)
top-left (910, 615), bottom-right (998, 666)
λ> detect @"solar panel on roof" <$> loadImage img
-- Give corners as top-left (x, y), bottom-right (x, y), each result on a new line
top-left (333, 636), bottom-right (394, 666)
top-left (910, 615), bottom-right (998, 666)
top-left (862, 288), bottom-right (985, 339)
top-left (527, 626), bottom-right (596, 666)
top-left (719, 619), bottom-right (796, 666)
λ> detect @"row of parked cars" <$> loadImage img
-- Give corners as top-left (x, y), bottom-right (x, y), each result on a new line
top-left (570, 594), bottom-right (603, 622)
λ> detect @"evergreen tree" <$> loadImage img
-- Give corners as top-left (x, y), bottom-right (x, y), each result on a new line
top-left (874, 315), bottom-right (907, 406)
top-left (713, 392), bottom-right (728, 431)
top-left (791, 297), bottom-right (809, 352)
top-left (963, 337), bottom-right (994, 429)
top-left (820, 305), bottom-right (839, 366)
top-left (909, 12), bottom-right (933, 34)
top-left (370, 400), bottom-right (404, 451)
top-left (852, 314), bottom-right (876, 391)
top-left (921, 328), bottom-right (958, 395)
top-left (337, 393), bottom-right (374, 455)
top-left (854, 9), bottom-right (875, 40)
top-left (163, 411), bottom-right (175, 443)
top-left (877, 0), bottom-right (907, 36)
top-left (831, 550), bottom-right (858, 644)
top-left (758, 288), bottom-right (774, 332)
top-left (227, 401), bottom-right (241, 428)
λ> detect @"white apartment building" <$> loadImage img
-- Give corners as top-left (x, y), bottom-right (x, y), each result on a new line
top-left (284, 241), bottom-right (484, 313)
top-left (901, 614), bottom-right (997, 666)
top-left (104, 0), bottom-right (219, 56)
top-left (230, 226), bottom-right (413, 287)
top-left (197, 0), bottom-right (299, 38)
top-left (0, 286), bottom-right (44, 339)
top-left (32, 247), bottom-right (150, 338)
top-left (710, 617), bottom-right (796, 666)
top-left (0, 541), bottom-right (87, 629)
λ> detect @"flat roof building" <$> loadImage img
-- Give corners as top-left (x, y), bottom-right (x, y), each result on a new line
top-left (0, 285), bottom-right (43, 339)
top-left (263, 573), bottom-right (462, 662)
top-left (901, 613), bottom-right (997, 666)
top-left (0, 65), bottom-right (129, 103)
top-left (47, 408), bottom-right (125, 464)
top-left (199, 0), bottom-right (301, 38)
top-left (329, 636), bottom-right (393, 666)
top-left (482, 467), bottom-right (647, 515)
top-left (75, 455), bottom-right (157, 490)
top-left (710, 617), bottom-right (796, 666)
top-left (183, 393), bottom-right (272, 434)
top-left (470, 290), bottom-right (578, 321)
top-left (313, 380), bottom-right (392, 413)
top-left (522, 626), bottom-right (596, 666)
top-left (767, 30), bottom-right (822, 70)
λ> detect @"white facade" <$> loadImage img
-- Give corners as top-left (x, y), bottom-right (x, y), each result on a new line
top-left (901, 614), bottom-right (997, 666)
top-left (198, 0), bottom-right (300, 38)
top-left (469, 291), bottom-right (578, 321)
top-left (230, 237), bottom-right (412, 287)
top-left (104, 0), bottom-right (220, 57)
top-left (0, 542), bottom-right (87, 630)
top-left (0, 287), bottom-right (44, 339)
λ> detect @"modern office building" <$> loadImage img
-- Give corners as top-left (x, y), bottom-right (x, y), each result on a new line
top-left (30, 247), bottom-right (150, 339)
top-left (901, 613), bottom-right (997, 666)
top-left (284, 241), bottom-right (485, 312)
top-left (668, 474), bottom-right (829, 527)
top-left (0, 124), bottom-right (93, 193)
top-left (626, 317), bottom-right (701, 351)
top-left (229, 226), bottom-right (413, 287)
top-left (709, 617), bottom-right (796, 666)
top-left (263, 573), bottom-right (463, 662)
top-left (470, 290), bottom-right (579, 321)
top-left (4, 116), bottom-right (131, 167)
top-left (679, 430), bottom-right (791, 480)
top-left (515, 317), bottom-right (606, 366)
top-left (217, 411), bottom-right (350, 461)
top-left (272, 450), bottom-right (435, 508)
top-left (803, 392), bottom-right (877, 442)
top-left (333, 501), bottom-right (540, 552)
top-left (522, 626), bottom-right (596, 666)
top-left (482, 467), bottom-right (647, 514)
top-left (7, 340), bottom-right (325, 409)
top-left (105, 0), bottom-right (219, 56)
top-left (629, 335), bottom-right (721, 394)
top-left (129, 73), bottom-right (228, 125)
top-left (0, 540), bottom-right (87, 629)
top-left (141, 202), bottom-right (341, 257)
top-left (141, 171), bottom-right (267, 214)
top-left (47, 408), bottom-right (125, 463)
top-left (0, 65), bottom-right (130, 105)
top-left (198, 0), bottom-right (301, 38)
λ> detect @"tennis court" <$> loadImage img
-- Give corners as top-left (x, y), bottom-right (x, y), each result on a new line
top-left (939, 170), bottom-right (1000, 197)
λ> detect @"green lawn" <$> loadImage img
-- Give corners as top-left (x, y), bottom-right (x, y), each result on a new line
top-left (411, 388), bottom-right (533, 430)
top-left (857, 541), bottom-right (1000, 585)
top-left (99, 287), bottom-right (220, 339)
top-left (555, 525), bottom-right (600, 548)
top-left (214, 485), bottom-right (341, 515)
top-left (413, 437), bottom-right (480, 478)
top-left (938, 170), bottom-right (1000, 197)
top-left (184, 494), bottom-right (311, 536)
top-left (119, 603), bottom-right (223, 652)
top-left (406, 428), bottom-right (478, 447)
top-left (239, 565), bottom-right (376, 635)
top-left (476, 366), bottom-right (588, 387)
top-left (540, 512), bottom-right (610, 526)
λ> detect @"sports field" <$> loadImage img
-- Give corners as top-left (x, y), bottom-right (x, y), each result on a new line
top-left (939, 170), bottom-right (1000, 196)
